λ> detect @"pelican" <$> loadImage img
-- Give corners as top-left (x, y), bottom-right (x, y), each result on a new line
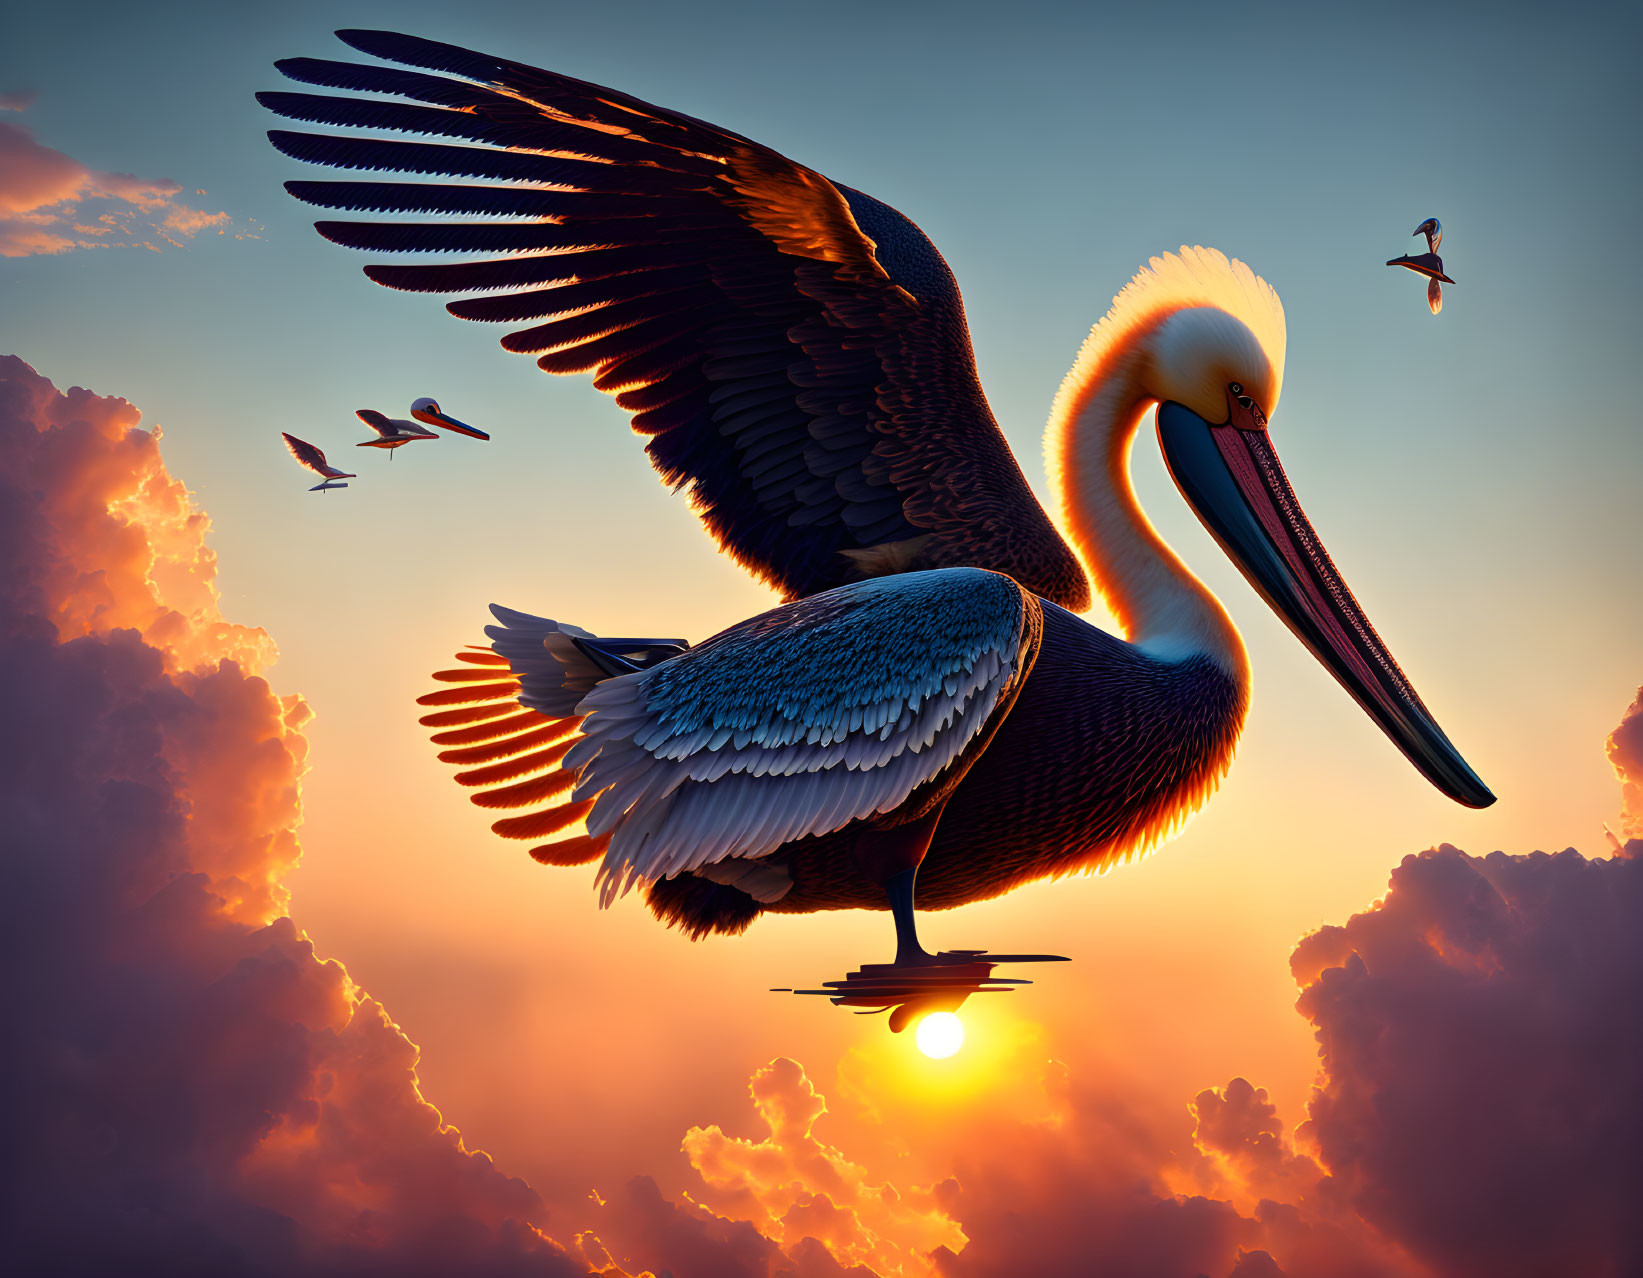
top-left (409, 396), bottom-right (490, 440)
top-left (1387, 219), bottom-right (1453, 314)
top-left (263, 32), bottom-right (1493, 974)
top-left (283, 431), bottom-right (355, 491)
top-left (356, 407), bottom-right (438, 457)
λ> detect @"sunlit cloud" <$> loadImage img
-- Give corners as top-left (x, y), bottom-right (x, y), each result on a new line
top-left (0, 356), bottom-right (579, 1275)
top-left (1606, 685), bottom-right (1643, 841)
top-left (1292, 842), bottom-right (1643, 1278)
top-left (681, 1057), bottom-right (964, 1275)
top-left (0, 109), bottom-right (242, 257)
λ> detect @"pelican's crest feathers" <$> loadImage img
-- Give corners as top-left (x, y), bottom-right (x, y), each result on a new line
top-left (1059, 247), bottom-right (1287, 421)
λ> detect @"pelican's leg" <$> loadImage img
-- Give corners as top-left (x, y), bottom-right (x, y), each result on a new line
top-left (856, 802), bottom-right (947, 967)
top-left (886, 866), bottom-right (932, 966)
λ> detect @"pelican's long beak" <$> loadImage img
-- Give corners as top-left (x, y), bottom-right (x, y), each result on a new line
top-left (410, 406), bottom-right (490, 440)
top-left (1156, 400), bottom-right (1494, 808)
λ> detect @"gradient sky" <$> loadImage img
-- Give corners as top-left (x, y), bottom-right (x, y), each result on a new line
top-left (4, 0), bottom-right (1641, 1239)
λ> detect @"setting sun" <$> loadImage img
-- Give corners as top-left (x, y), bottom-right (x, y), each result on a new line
top-left (916, 1012), bottom-right (965, 1059)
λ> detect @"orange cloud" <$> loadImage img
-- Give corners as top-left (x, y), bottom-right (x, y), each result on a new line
top-left (0, 356), bottom-right (579, 1274)
top-left (681, 1057), bottom-right (963, 1274)
top-left (1606, 685), bottom-right (1643, 842)
top-left (0, 114), bottom-right (231, 257)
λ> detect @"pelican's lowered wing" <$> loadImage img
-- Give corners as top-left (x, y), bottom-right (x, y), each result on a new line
top-left (568, 568), bottom-right (1042, 905)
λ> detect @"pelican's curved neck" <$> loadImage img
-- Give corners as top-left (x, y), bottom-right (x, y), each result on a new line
top-left (1048, 340), bottom-right (1248, 683)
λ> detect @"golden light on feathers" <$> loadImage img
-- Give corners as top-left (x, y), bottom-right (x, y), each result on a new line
top-left (1034, 248), bottom-right (1277, 880)
top-left (1077, 246), bottom-right (1287, 407)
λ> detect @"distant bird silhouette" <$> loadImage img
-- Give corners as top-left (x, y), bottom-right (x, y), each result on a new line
top-left (355, 408), bottom-right (437, 458)
top-left (1387, 218), bottom-right (1453, 314)
top-left (264, 32), bottom-right (1493, 984)
top-left (282, 431), bottom-right (355, 491)
top-left (409, 396), bottom-right (489, 440)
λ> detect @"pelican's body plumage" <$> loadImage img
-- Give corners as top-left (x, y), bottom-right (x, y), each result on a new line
top-left (265, 33), bottom-right (1492, 963)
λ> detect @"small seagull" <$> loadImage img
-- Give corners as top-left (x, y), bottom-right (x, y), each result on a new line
top-left (409, 396), bottom-right (490, 440)
top-left (1387, 217), bottom-right (1453, 315)
top-left (283, 432), bottom-right (356, 492)
top-left (355, 408), bottom-right (438, 459)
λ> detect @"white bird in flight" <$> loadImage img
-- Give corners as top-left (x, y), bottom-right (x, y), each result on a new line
top-left (282, 431), bottom-right (356, 491)
top-left (355, 408), bottom-right (437, 457)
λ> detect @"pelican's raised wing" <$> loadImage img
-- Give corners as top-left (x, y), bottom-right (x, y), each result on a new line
top-left (570, 568), bottom-right (1042, 903)
top-left (283, 431), bottom-right (345, 476)
top-left (261, 30), bottom-right (1089, 608)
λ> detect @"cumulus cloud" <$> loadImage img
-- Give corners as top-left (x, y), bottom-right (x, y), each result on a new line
top-left (0, 112), bottom-right (234, 257)
top-left (681, 1057), bottom-right (963, 1275)
top-left (1292, 843), bottom-right (1643, 1278)
top-left (1606, 685), bottom-right (1643, 841)
top-left (0, 356), bottom-right (581, 1275)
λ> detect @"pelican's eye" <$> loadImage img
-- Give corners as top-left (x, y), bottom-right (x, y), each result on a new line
top-left (1226, 382), bottom-right (1267, 430)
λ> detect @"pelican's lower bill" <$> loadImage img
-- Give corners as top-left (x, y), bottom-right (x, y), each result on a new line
top-left (1155, 400), bottom-right (1493, 808)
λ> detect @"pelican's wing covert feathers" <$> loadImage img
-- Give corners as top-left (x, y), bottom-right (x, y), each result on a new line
top-left (568, 568), bottom-right (1042, 903)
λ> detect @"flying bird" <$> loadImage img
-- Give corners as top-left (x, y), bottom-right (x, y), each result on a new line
top-left (356, 407), bottom-right (437, 456)
top-left (409, 396), bottom-right (489, 440)
top-left (282, 431), bottom-right (355, 491)
top-left (1387, 218), bottom-right (1453, 314)
top-left (263, 32), bottom-right (1494, 980)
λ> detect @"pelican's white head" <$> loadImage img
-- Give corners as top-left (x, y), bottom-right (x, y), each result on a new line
top-left (1050, 246), bottom-right (1287, 443)
top-left (411, 396), bottom-right (440, 414)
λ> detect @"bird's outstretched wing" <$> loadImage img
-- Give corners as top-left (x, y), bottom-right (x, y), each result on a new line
top-left (283, 431), bottom-right (335, 474)
top-left (261, 30), bottom-right (1088, 608)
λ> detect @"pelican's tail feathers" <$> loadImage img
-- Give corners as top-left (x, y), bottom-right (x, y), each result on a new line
top-left (483, 604), bottom-right (688, 717)
top-left (416, 610), bottom-right (690, 875)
